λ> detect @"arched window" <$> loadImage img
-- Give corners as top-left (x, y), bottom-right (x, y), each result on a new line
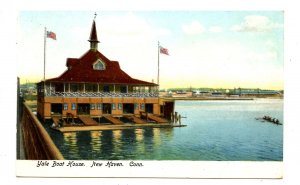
top-left (93, 59), bottom-right (105, 70)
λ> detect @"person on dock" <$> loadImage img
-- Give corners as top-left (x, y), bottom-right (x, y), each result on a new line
top-left (170, 112), bottom-right (174, 124)
top-left (51, 122), bottom-right (56, 128)
top-left (178, 114), bottom-right (181, 125)
top-left (175, 112), bottom-right (178, 124)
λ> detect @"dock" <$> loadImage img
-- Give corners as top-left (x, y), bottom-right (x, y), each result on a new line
top-left (54, 123), bottom-right (186, 133)
top-left (104, 115), bottom-right (124, 125)
top-left (162, 97), bottom-right (254, 101)
top-left (78, 115), bottom-right (98, 126)
top-left (50, 114), bottom-right (186, 133)
top-left (50, 113), bottom-right (186, 133)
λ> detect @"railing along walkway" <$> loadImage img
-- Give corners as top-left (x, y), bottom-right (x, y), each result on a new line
top-left (45, 91), bottom-right (159, 98)
top-left (21, 103), bottom-right (64, 160)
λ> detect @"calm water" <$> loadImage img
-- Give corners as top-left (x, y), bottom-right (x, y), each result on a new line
top-left (45, 99), bottom-right (283, 161)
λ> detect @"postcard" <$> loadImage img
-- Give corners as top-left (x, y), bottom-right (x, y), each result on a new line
top-left (16, 10), bottom-right (284, 179)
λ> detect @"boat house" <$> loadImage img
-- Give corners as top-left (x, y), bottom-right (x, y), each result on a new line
top-left (37, 20), bottom-right (166, 123)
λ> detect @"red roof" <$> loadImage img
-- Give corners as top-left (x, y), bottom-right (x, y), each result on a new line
top-left (46, 50), bottom-right (157, 86)
top-left (46, 20), bottom-right (156, 86)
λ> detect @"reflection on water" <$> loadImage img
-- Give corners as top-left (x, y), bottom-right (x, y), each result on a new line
top-left (135, 129), bottom-right (144, 142)
top-left (135, 129), bottom-right (145, 154)
top-left (47, 99), bottom-right (283, 160)
top-left (153, 128), bottom-right (161, 149)
top-left (112, 130), bottom-right (121, 155)
top-left (90, 131), bottom-right (102, 152)
top-left (63, 132), bottom-right (80, 159)
top-left (53, 127), bottom-right (174, 160)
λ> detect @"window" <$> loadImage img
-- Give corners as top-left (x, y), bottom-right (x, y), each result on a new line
top-left (97, 103), bottom-right (102, 110)
top-left (120, 86), bottom-right (127, 93)
top-left (71, 103), bottom-right (76, 110)
top-left (64, 103), bottom-right (68, 110)
top-left (135, 103), bottom-right (139, 110)
top-left (54, 83), bottom-right (64, 92)
top-left (140, 103), bottom-right (145, 110)
top-left (93, 59), bottom-right (105, 70)
top-left (85, 84), bottom-right (98, 92)
top-left (103, 85), bottom-right (110, 92)
top-left (78, 84), bottom-right (84, 92)
top-left (90, 104), bottom-right (95, 110)
top-left (118, 103), bottom-right (122, 110)
top-left (70, 83), bottom-right (78, 92)
top-left (70, 83), bottom-right (84, 92)
top-left (112, 103), bottom-right (116, 110)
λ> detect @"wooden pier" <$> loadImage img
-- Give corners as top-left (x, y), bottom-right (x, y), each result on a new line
top-left (55, 123), bottom-right (186, 133)
top-left (49, 114), bottom-right (186, 132)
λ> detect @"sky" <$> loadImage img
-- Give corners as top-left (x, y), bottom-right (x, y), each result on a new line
top-left (17, 11), bottom-right (284, 90)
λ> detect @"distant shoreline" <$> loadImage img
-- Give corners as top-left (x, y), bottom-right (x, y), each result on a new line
top-left (161, 96), bottom-right (283, 101)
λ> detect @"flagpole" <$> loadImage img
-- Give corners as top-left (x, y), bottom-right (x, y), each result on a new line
top-left (44, 27), bottom-right (47, 94)
top-left (157, 41), bottom-right (160, 88)
top-left (44, 27), bottom-right (46, 82)
top-left (157, 41), bottom-right (160, 108)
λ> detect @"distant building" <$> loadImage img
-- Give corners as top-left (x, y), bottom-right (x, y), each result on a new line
top-left (192, 90), bottom-right (211, 97)
top-left (231, 88), bottom-right (281, 97)
top-left (211, 92), bottom-right (224, 97)
top-left (37, 20), bottom-right (163, 120)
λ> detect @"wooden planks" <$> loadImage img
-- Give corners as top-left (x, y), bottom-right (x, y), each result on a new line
top-left (78, 115), bottom-right (98, 126)
top-left (146, 114), bottom-right (169, 123)
top-left (104, 116), bottom-right (124, 125)
top-left (126, 115), bottom-right (147, 124)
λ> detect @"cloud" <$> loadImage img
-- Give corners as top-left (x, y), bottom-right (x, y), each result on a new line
top-left (231, 15), bottom-right (282, 32)
top-left (97, 12), bottom-right (171, 51)
top-left (209, 26), bottom-right (222, 33)
top-left (159, 38), bottom-right (283, 89)
top-left (182, 21), bottom-right (205, 35)
top-left (94, 13), bottom-right (172, 82)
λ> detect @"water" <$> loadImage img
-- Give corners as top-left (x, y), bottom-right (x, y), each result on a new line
top-left (45, 99), bottom-right (283, 161)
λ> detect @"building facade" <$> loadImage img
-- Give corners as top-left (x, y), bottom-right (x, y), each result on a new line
top-left (37, 20), bottom-right (161, 120)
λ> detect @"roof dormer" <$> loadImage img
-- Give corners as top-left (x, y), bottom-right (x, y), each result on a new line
top-left (93, 59), bottom-right (106, 70)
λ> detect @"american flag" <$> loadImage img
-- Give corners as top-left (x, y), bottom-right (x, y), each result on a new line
top-left (160, 46), bottom-right (169, 55)
top-left (47, 31), bottom-right (56, 40)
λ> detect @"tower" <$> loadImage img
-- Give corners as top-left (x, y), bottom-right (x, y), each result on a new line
top-left (88, 20), bottom-right (100, 51)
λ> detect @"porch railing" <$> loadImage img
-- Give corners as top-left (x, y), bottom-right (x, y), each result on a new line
top-left (45, 91), bottom-right (159, 98)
